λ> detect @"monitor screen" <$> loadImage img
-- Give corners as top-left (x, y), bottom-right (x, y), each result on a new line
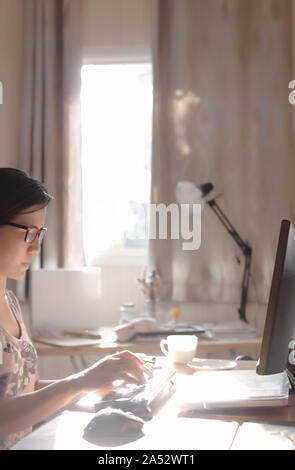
top-left (257, 219), bottom-right (295, 376)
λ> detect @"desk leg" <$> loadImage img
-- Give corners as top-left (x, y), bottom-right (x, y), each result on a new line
top-left (70, 355), bottom-right (88, 372)
top-left (70, 355), bottom-right (80, 373)
top-left (80, 355), bottom-right (88, 369)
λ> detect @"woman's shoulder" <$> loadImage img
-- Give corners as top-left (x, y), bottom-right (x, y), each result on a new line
top-left (0, 327), bottom-right (8, 349)
top-left (5, 290), bottom-right (35, 348)
top-left (5, 289), bottom-right (22, 320)
top-left (6, 289), bottom-right (20, 308)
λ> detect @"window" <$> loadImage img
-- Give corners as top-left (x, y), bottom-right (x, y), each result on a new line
top-left (81, 61), bottom-right (153, 265)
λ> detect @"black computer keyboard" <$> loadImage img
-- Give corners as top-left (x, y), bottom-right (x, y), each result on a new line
top-left (94, 366), bottom-right (176, 416)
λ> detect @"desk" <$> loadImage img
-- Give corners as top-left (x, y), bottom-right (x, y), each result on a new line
top-left (34, 334), bottom-right (262, 374)
top-left (10, 361), bottom-right (295, 450)
top-left (34, 331), bottom-right (262, 360)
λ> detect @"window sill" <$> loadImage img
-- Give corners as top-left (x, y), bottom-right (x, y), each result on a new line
top-left (88, 249), bottom-right (148, 267)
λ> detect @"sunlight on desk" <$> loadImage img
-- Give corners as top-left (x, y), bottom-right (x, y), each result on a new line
top-left (232, 422), bottom-right (295, 450)
top-left (51, 409), bottom-right (239, 450)
top-left (172, 369), bottom-right (289, 410)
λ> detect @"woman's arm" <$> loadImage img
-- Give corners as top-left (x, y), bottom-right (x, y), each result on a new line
top-left (0, 350), bottom-right (152, 439)
top-left (0, 373), bottom-right (83, 438)
top-left (34, 372), bottom-right (59, 391)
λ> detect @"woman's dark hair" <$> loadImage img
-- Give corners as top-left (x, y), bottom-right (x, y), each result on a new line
top-left (0, 168), bottom-right (54, 225)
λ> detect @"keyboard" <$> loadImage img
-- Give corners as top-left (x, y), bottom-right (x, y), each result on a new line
top-left (94, 365), bottom-right (176, 416)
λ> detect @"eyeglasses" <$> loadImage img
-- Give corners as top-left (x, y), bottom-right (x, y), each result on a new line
top-left (5, 222), bottom-right (47, 244)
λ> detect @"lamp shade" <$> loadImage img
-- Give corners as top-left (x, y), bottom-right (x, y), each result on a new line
top-left (176, 181), bottom-right (213, 205)
top-left (199, 182), bottom-right (214, 198)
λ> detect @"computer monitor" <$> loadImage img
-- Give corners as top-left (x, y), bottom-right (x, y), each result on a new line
top-left (257, 219), bottom-right (295, 378)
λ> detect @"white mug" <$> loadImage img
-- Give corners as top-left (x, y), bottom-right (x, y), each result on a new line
top-left (160, 335), bottom-right (198, 364)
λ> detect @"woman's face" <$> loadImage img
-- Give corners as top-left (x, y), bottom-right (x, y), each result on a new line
top-left (0, 205), bottom-right (46, 280)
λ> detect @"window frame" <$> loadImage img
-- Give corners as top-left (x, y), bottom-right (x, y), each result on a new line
top-left (81, 45), bottom-right (153, 267)
top-left (82, 45), bottom-right (152, 65)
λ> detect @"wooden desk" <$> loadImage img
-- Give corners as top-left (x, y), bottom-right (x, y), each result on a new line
top-left (10, 361), bottom-right (295, 450)
top-left (34, 331), bottom-right (262, 360)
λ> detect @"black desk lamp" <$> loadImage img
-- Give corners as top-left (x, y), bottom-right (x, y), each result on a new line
top-left (176, 181), bottom-right (252, 323)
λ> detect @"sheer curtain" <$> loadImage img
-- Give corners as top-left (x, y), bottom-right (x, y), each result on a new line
top-left (149, 0), bottom-right (295, 305)
top-left (17, 0), bottom-right (84, 298)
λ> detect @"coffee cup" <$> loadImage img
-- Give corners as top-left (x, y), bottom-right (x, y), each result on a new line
top-left (160, 335), bottom-right (198, 364)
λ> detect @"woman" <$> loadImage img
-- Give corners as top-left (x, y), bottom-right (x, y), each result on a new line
top-left (0, 168), bottom-right (152, 450)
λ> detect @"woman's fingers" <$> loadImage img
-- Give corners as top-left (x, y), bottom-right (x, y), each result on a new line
top-left (115, 372), bottom-right (143, 385)
top-left (113, 350), bottom-right (144, 365)
top-left (112, 350), bottom-right (154, 378)
top-left (83, 350), bottom-right (154, 393)
top-left (115, 359), bottom-right (147, 384)
top-left (143, 363), bottom-right (154, 377)
top-left (113, 352), bottom-right (153, 383)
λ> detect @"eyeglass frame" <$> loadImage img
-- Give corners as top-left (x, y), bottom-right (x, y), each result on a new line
top-left (5, 222), bottom-right (47, 244)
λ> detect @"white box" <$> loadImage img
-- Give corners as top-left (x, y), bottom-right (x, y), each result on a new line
top-left (30, 268), bottom-right (102, 336)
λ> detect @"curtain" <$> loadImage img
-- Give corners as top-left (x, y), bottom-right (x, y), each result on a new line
top-left (149, 0), bottom-right (295, 305)
top-left (16, 0), bottom-right (85, 300)
top-left (18, 0), bottom-right (84, 278)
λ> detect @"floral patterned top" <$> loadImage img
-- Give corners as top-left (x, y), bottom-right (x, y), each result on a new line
top-left (0, 290), bottom-right (38, 450)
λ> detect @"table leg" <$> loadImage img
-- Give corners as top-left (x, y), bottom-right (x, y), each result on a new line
top-left (69, 355), bottom-right (80, 372)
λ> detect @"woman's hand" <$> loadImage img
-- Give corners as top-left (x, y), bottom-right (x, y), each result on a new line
top-left (76, 350), bottom-right (154, 396)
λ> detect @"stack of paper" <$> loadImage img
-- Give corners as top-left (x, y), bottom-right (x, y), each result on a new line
top-left (33, 336), bottom-right (102, 347)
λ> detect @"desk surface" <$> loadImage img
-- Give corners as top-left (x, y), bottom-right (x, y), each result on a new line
top-left (10, 361), bottom-right (295, 450)
top-left (34, 329), bottom-right (262, 357)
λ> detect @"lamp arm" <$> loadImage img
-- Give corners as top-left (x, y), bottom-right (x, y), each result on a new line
top-left (238, 251), bottom-right (252, 323)
top-left (207, 199), bottom-right (251, 255)
top-left (207, 198), bottom-right (252, 323)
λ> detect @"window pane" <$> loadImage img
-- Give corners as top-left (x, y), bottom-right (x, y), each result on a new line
top-left (81, 63), bottom-right (153, 263)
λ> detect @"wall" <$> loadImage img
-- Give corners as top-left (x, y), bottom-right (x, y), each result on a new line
top-left (81, 0), bottom-right (152, 51)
